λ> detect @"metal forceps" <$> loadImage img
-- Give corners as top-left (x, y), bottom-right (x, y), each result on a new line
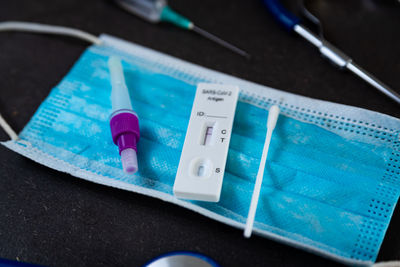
top-left (263, 0), bottom-right (400, 104)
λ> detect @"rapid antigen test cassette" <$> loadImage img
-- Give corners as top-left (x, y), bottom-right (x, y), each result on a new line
top-left (173, 83), bottom-right (239, 202)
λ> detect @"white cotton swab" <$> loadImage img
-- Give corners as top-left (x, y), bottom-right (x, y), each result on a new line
top-left (244, 105), bottom-right (280, 238)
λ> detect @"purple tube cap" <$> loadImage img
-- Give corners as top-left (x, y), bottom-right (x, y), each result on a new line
top-left (110, 111), bottom-right (140, 174)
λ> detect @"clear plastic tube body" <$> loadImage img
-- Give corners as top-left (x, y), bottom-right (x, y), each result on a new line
top-left (109, 57), bottom-right (133, 112)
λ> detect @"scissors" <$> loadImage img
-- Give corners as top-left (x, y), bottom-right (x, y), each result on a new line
top-left (263, 0), bottom-right (400, 105)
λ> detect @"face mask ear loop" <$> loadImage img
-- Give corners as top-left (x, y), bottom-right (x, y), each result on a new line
top-left (0, 21), bottom-right (102, 141)
top-left (0, 21), bottom-right (102, 45)
top-left (0, 113), bottom-right (18, 141)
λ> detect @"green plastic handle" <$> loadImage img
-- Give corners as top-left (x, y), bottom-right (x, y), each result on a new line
top-left (160, 6), bottom-right (192, 29)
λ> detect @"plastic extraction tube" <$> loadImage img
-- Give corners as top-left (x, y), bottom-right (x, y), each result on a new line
top-left (108, 56), bottom-right (140, 174)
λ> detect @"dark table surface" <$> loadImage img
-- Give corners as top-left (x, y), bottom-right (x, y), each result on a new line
top-left (1, 0), bottom-right (399, 266)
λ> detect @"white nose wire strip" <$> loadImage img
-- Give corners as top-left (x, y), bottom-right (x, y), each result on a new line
top-left (0, 21), bottom-right (101, 45)
top-left (0, 21), bottom-right (102, 141)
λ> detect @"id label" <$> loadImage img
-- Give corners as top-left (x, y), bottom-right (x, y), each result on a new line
top-left (173, 83), bottom-right (239, 202)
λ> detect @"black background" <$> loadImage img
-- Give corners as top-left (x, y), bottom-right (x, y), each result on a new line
top-left (1, 0), bottom-right (399, 266)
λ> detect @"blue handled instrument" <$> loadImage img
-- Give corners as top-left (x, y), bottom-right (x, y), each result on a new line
top-left (263, 0), bottom-right (400, 105)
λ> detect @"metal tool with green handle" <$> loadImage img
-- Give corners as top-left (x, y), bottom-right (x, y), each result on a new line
top-left (115, 0), bottom-right (250, 58)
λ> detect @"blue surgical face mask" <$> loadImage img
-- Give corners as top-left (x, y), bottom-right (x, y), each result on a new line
top-left (3, 34), bottom-right (400, 266)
